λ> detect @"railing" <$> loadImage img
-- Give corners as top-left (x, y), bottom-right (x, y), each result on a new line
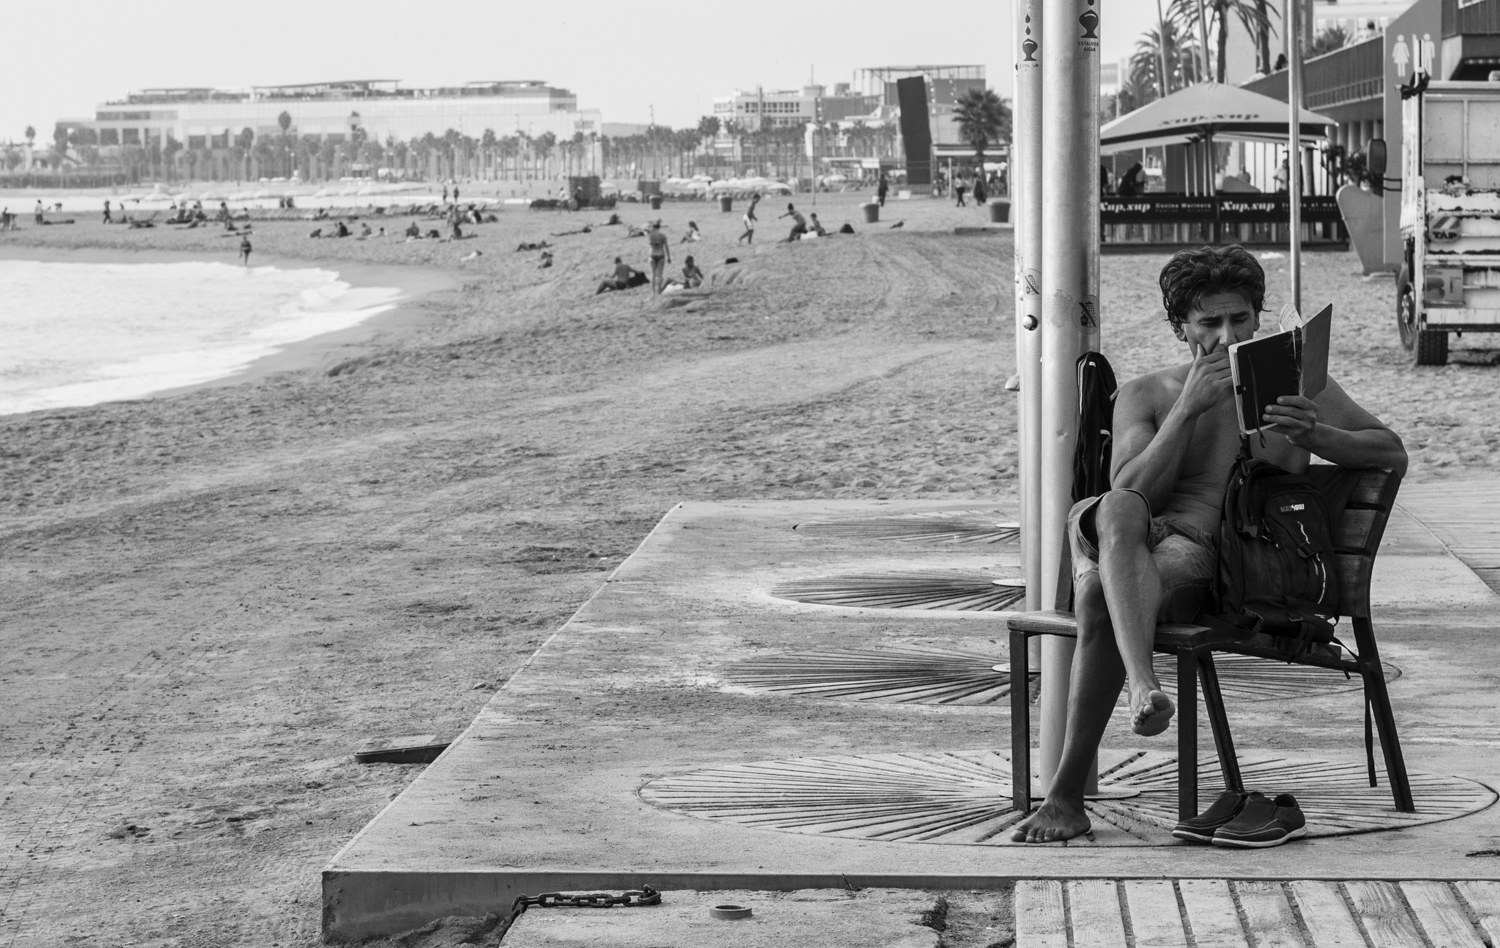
top-left (1445, 0), bottom-right (1500, 37)
top-left (1243, 35), bottom-right (1384, 110)
top-left (1100, 193), bottom-right (1348, 246)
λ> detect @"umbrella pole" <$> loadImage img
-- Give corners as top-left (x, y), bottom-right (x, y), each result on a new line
top-left (1016, 0), bottom-right (1045, 620)
top-left (1286, 0), bottom-right (1304, 311)
top-left (1039, 0), bottom-right (1101, 796)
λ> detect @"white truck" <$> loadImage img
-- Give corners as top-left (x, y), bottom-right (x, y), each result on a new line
top-left (1392, 80), bottom-right (1500, 365)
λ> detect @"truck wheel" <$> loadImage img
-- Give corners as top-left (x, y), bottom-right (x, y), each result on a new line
top-left (1396, 265), bottom-right (1419, 352)
top-left (1415, 329), bottom-right (1448, 366)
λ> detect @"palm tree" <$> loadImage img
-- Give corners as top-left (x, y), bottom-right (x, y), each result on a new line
top-left (278, 111), bottom-right (292, 136)
top-left (1131, 20), bottom-right (1202, 99)
top-left (1309, 24), bottom-right (1349, 56)
top-left (952, 88), bottom-right (1012, 167)
top-left (1169, 0), bottom-right (1275, 82)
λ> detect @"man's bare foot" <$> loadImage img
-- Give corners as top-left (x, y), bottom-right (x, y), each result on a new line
top-left (1132, 688), bottom-right (1175, 736)
top-left (1009, 799), bottom-right (1091, 843)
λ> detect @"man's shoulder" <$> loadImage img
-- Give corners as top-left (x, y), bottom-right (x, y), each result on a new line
top-left (1120, 362), bottom-right (1188, 400)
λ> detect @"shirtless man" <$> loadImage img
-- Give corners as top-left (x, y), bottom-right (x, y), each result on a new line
top-left (1011, 244), bottom-right (1407, 844)
top-left (647, 221), bottom-right (670, 294)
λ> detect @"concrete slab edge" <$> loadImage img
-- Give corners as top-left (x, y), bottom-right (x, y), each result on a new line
top-left (321, 867), bottom-right (1500, 942)
top-left (319, 504), bottom-right (686, 938)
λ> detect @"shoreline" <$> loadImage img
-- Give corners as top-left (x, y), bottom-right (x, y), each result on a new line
top-left (0, 244), bottom-right (455, 407)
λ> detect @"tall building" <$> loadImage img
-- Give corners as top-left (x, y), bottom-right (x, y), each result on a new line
top-left (710, 83), bottom-right (878, 131)
top-left (62, 79), bottom-right (601, 150)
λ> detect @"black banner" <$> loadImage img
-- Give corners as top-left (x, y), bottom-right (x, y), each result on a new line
top-left (896, 77), bottom-right (932, 187)
top-left (1100, 194), bottom-right (1344, 224)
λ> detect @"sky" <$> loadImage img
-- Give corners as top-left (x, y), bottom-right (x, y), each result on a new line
top-left (0, 0), bottom-right (1159, 143)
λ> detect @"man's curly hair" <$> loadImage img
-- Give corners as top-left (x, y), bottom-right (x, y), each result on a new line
top-left (1159, 244), bottom-right (1265, 328)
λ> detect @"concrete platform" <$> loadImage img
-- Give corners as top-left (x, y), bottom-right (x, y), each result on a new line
top-left (323, 499), bottom-right (1500, 941)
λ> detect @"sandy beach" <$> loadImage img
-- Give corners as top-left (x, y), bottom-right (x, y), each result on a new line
top-left (1, 192), bottom-right (1495, 947)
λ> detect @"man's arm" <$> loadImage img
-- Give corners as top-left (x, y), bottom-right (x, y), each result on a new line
top-left (1111, 343), bottom-right (1234, 510)
top-left (1262, 379), bottom-right (1408, 475)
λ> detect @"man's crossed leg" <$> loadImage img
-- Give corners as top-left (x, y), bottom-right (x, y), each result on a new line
top-left (1010, 489), bottom-right (1215, 843)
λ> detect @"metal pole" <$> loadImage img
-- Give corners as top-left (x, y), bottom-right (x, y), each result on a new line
top-left (1154, 0), bottom-right (1172, 94)
top-left (1197, 0), bottom-right (1213, 83)
top-left (1039, 0), bottom-right (1102, 794)
top-left (1016, 0), bottom-right (1045, 625)
top-left (1285, 0), bottom-right (1303, 312)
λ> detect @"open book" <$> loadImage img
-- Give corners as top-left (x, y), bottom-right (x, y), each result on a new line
top-left (1227, 304), bottom-right (1332, 437)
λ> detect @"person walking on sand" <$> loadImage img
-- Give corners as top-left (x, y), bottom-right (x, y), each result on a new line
top-left (647, 220), bottom-right (671, 294)
top-left (103, 200), bottom-right (113, 224)
top-left (35, 200), bottom-right (45, 225)
top-left (239, 234), bottom-right (252, 266)
top-left (779, 203), bottom-right (808, 242)
top-left (877, 173), bottom-right (889, 207)
top-left (738, 193), bottom-right (761, 244)
top-left (954, 178), bottom-right (967, 207)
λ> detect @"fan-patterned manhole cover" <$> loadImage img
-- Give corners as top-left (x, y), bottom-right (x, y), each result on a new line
top-left (720, 646), bottom-right (1398, 706)
top-left (640, 750), bottom-right (1494, 847)
top-left (794, 512), bottom-right (1019, 544)
top-left (771, 572), bottom-right (1026, 612)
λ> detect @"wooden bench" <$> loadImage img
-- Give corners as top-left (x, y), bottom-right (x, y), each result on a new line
top-left (1006, 467), bottom-right (1412, 821)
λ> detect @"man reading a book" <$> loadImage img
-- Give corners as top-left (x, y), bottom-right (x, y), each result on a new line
top-left (1013, 244), bottom-right (1407, 843)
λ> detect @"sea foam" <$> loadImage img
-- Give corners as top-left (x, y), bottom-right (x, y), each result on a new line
top-left (0, 259), bottom-right (400, 414)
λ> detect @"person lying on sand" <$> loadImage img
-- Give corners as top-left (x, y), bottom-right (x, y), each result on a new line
top-left (1009, 245), bottom-right (1407, 845)
top-left (516, 240), bottom-right (552, 252)
top-left (539, 251), bottom-right (553, 269)
top-left (595, 256), bottom-right (646, 294)
top-left (625, 224), bottom-right (647, 238)
top-left (553, 225), bottom-right (593, 237)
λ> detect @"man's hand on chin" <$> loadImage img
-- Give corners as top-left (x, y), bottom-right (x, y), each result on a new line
top-left (1264, 395), bottom-right (1320, 448)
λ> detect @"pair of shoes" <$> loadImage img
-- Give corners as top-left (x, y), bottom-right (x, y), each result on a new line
top-left (1172, 790), bottom-right (1307, 848)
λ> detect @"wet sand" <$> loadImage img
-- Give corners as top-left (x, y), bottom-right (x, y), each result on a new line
top-left (0, 193), bottom-right (1493, 947)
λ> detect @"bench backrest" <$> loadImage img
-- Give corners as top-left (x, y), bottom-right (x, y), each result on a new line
top-left (1328, 467), bottom-right (1403, 620)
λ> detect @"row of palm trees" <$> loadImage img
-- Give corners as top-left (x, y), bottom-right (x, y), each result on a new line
top-left (1118, 0), bottom-right (1353, 115)
top-left (19, 109), bottom-right (913, 185)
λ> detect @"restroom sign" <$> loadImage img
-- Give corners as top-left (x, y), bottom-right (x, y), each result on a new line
top-left (1393, 33), bottom-right (1436, 78)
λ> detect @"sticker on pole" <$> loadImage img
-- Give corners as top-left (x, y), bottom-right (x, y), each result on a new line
top-left (1079, 295), bottom-right (1099, 329)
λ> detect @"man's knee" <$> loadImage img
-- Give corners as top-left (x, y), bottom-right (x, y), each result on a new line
top-left (1093, 491), bottom-right (1151, 549)
top-left (1074, 573), bottom-right (1109, 636)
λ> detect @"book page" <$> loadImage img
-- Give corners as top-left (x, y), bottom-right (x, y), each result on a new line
top-left (1298, 304), bottom-right (1332, 399)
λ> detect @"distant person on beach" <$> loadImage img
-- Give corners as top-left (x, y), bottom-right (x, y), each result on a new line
top-left (239, 235), bottom-right (252, 266)
top-left (681, 255), bottom-right (704, 289)
top-left (35, 200), bottom-right (44, 224)
top-left (103, 200), bottom-right (113, 223)
top-left (779, 203), bottom-right (808, 242)
top-left (1, 208), bottom-right (12, 231)
top-left (595, 256), bottom-right (645, 294)
top-left (809, 212), bottom-right (828, 237)
top-left (405, 221), bottom-right (422, 239)
top-left (680, 221), bottom-right (701, 243)
top-left (973, 176), bottom-right (988, 205)
top-left (442, 185), bottom-right (450, 204)
top-left (877, 174), bottom-right (889, 207)
top-left (738, 193), bottom-right (760, 244)
top-left (1116, 162), bottom-right (1145, 197)
top-left (1274, 159), bottom-right (1291, 194)
top-left (647, 221), bottom-right (671, 294)
top-left (954, 179), bottom-right (967, 207)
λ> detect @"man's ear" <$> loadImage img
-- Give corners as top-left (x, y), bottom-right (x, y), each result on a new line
top-left (1171, 320), bottom-right (1186, 342)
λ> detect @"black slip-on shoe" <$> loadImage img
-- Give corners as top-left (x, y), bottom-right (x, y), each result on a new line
top-left (1211, 792), bottom-right (1308, 849)
top-left (1172, 789), bottom-right (1253, 843)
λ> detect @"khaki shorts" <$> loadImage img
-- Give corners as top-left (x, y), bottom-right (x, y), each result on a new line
top-left (1068, 491), bottom-right (1217, 622)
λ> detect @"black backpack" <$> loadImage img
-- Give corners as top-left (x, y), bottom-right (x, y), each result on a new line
top-left (1204, 450), bottom-right (1350, 657)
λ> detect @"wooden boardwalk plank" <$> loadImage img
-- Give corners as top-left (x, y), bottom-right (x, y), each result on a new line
top-left (1288, 881), bottom-right (1367, 948)
top-left (1068, 880), bottom-right (1128, 948)
top-left (1455, 881), bottom-right (1500, 948)
top-left (1015, 880), bottom-right (1068, 948)
top-left (1345, 881), bottom-right (1424, 948)
top-left (1122, 881), bottom-right (1189, 948)
top-left (1181, 879), bottom-right (1251, 948)
top-left (1237, 882), bottom-right (1306, 948)
top-left (1401, 881), bottom-right (1486, 948)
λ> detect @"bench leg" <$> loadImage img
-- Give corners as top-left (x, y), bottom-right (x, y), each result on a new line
top-left (1355, 619), bottom-right (1414, 812)
top-left (1176, 647), bottom-right (1198, 822)
top-left (1197, 652), bottom-right (1242, 792)
top-left (1010, 628), bottom-right (1032, 813)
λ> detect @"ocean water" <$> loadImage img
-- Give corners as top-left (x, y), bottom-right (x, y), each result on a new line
top-left (0, 259), bottom-right (401, 415)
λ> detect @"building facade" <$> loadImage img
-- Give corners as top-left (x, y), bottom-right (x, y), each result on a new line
top-left (710, 83), bottom-right (878, 131)
top-left (61, 79), bottom-right (601, 150)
